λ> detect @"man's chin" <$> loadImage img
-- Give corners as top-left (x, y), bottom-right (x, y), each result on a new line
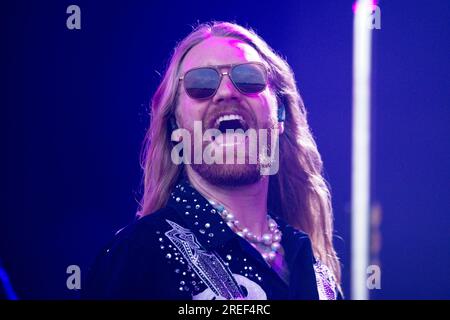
top-left (190, 163), bottom-right (261, 187)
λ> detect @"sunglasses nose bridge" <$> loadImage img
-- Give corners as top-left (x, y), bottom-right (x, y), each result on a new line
top-left (214, 70), bottom-right (240, 100)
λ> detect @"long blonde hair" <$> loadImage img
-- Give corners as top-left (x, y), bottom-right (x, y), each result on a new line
top-left (139, 21), bottom-right (341, 286)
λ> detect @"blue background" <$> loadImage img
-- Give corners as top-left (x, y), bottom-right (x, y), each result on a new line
top-left (2, 0), bottom-right (449, 299)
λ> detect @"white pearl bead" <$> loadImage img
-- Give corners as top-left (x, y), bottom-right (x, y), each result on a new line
top-left (213, 202), bottom-right (283, 256)
top-left (262, 233), bottom-right (272, 245)
top-left (225, 213), bottom-right (234, 221)
top-left (268, 251), bottom-right (276, 261)
top-left (273, 233), bottom-right (281, 242)
top-left (268, 220), bottom-right (277, 229)
top-left (271, 242), bottom-right (281, 251)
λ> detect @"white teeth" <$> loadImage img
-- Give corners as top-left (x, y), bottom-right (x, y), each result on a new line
top-left (214, 114), bottom-right (244, 127)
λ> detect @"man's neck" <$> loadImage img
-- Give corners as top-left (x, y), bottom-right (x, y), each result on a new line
top-left (185, 167), bottom-right (269, 238)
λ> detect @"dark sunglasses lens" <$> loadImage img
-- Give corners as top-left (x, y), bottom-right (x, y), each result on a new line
top-left (231, 63), bottom-right (267, 93)
top-left (184, 68), bottom-right (220, 99)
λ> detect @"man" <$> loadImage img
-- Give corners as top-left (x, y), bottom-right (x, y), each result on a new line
top-left (85, 22), bottom-right (341, 300)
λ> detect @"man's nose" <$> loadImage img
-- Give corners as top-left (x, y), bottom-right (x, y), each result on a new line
top-left (212, 74), bottom-right (240, 103)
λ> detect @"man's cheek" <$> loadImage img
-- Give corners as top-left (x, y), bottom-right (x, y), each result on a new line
top-left (176, 108), bottom-right (196, 130)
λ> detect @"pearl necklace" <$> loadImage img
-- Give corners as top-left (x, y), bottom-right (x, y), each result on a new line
top-left (208, 200), bottom-right (282, 263)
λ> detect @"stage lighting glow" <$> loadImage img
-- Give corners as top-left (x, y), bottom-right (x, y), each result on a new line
top-left (352, 0), bottom-right (373, 300)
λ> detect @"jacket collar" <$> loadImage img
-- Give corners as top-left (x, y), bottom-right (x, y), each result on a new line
top-left (166, 178), bottom-right (311, 257)
top-left (167, 178), bottom-right (236, 250)
top-left (166, 178), bottom-right (319, 299)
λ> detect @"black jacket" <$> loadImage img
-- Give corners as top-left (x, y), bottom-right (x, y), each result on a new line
top-left (84, 179), bottom-right (338, 300)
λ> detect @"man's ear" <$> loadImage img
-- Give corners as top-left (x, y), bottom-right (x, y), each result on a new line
top-left (277, 103), bottom-right (286, 122)
top-left (277, 118), bottom-right (285, 134)
top-left (169, 116), bottom-right (179, 132)
top-left (277, 96), bottom-right (286, 134)
top-left (168, 116), bottom-right (184, 143)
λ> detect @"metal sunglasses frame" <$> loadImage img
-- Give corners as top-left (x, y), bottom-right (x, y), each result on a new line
top-left (178, 62), bottom-right (268, 100)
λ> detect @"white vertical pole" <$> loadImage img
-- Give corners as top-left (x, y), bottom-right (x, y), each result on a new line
top-left (352, 0), bottom-right (373, 300)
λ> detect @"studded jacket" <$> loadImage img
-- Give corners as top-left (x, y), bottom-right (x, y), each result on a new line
top-left (84, 179), bottom-right (339, 300)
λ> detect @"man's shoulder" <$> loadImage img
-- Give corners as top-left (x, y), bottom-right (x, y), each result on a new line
top-left (111, 206), bottom-right (180, 249)
top-left (86, 206), bottom-right (182, 282)
top-left (84, 206), bottom-right (188, 299)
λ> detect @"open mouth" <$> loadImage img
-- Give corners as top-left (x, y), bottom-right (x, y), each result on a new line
top-left (214, 114), bottom-right (250, 134)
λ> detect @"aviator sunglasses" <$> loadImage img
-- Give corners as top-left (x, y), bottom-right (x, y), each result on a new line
top-left (179, 62), bottom-right (268, 100)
